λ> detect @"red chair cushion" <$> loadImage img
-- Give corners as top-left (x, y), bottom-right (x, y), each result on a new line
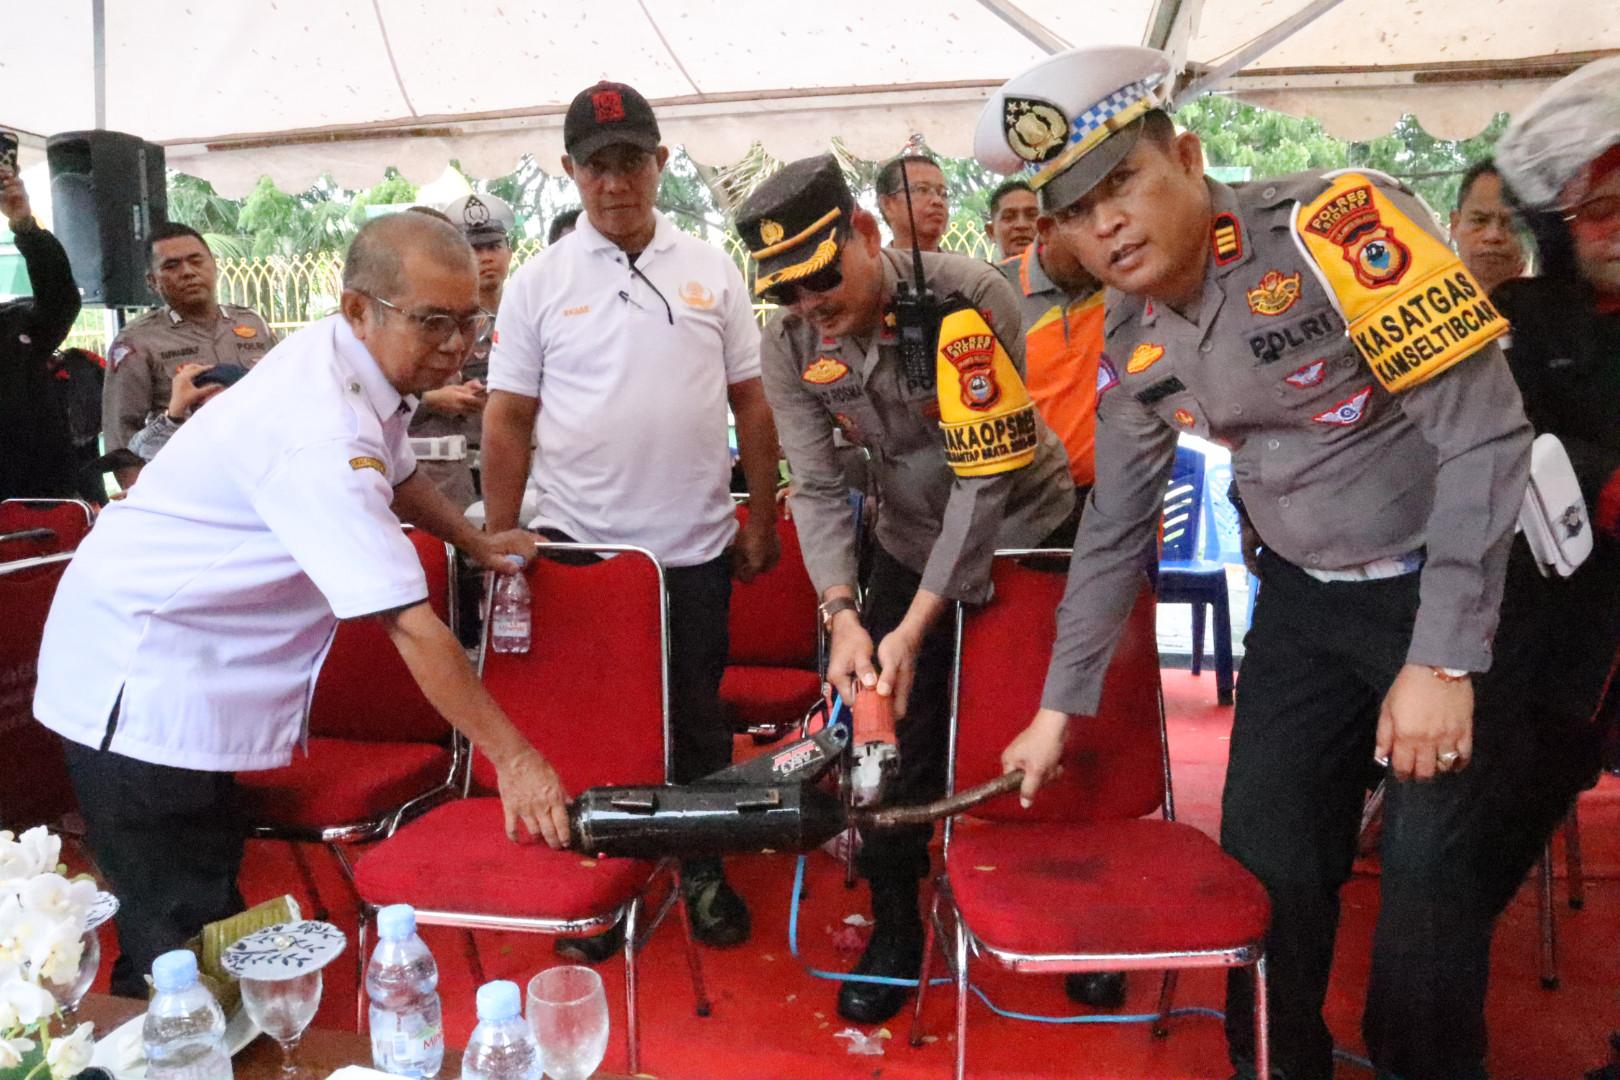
top-left (237, 738), bottom-right (450, 829)
top-left (720, 665), bottom-right (820, 732)
top-left (946, 818), bottom-right (1270, 956)
top-left (353, 799), bottom-right (655, 921)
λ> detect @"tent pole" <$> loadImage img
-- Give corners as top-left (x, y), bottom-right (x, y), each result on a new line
top-left (972, 1), bottom-right (1067, 54)
top-left (1174, 0), bottom-right (1349, 105)
top-left (92, 0), bottom-right (106, 129)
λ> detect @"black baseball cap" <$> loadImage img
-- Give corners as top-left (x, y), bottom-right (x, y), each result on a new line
top-left (564, 82), bottom-right (661, 163)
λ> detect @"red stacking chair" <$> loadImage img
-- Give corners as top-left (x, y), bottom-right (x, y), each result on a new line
top-left (909, 551), bottom-right (1272, 1080)
top-left (351, 543), bottom-right (709, 1075)
top-left (720, 502), bottom-right (822, 741)
top-left (0, 499), bottom-right (96, 561)
top-left (0, 554), bottom-right (78, 829)
top-left (237, 528), bottom-right (466, 900)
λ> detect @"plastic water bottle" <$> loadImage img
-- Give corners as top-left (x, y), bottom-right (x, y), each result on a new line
top-left (461, 981), bottom-right (541, 1080)
top-left (490, 554), bottom-right (531, 654)
top-left (143, 950), bottom-right (232, 1080)
top-left (366, 904), bottom-right (445, 1079)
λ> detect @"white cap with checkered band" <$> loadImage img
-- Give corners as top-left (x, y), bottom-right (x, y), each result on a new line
top-left (974, 45), bottom-right (1174, 214)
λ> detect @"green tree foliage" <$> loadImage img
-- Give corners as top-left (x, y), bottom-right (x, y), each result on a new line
top-left (166, 103), bottom-right (1511, 260)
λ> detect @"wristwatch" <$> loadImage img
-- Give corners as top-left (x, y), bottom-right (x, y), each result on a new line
top-left (1430, 667), bottom-right (1470, 683)
top-left (819, 596), bottom-right (860, 631)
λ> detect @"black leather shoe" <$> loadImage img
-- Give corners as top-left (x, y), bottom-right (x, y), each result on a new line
top-left (837, 919), bottom-right (924, 1024)
top-left (553, 921), bottom-right (625, 964)
top-left (683, 866), bottom-right (751, 947)
top-left (1064, 971), bottom-right (1127, 1008)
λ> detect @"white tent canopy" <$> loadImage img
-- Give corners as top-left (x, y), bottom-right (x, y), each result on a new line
top-left (8, 0), bottom-right (1619, 196)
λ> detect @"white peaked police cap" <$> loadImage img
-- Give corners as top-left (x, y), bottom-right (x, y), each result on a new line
top-left (442, 193), bottom-right (516, 239)
top-left (975, 45), bottom-right (1174, 214)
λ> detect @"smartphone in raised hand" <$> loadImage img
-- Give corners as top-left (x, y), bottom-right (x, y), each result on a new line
top-left (0, 130), bottom-right (19, 174)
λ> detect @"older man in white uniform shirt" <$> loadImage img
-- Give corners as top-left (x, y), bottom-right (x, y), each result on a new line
top-left (33, 213), bottom-right (570, 996)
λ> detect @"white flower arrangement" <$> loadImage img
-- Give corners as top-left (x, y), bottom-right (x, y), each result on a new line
top-left (0, 828), bottom-right (98, 1080)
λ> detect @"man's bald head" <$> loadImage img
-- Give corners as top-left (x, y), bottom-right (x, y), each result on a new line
top-left (343, 212), bottom-right (475, 301)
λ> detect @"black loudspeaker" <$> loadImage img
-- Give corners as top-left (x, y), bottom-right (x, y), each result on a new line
top-left (46, 130), bottom-right (167, 307)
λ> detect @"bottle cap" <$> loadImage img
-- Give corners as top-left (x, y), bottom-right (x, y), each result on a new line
top-left (504, 554), bottom-right (525, 567)
top-left (152, 949), bottom-right (199, 993)
top-left (475, 980), bottom-right (521, 1022)
top-left (376, 903), bottom-right (417, 941)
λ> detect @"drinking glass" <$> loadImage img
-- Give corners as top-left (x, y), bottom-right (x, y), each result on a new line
top-left (527, 966), bottom-right (608, 1080)
top-left (49, 928), bottom-right (101, 1019)
top-left (240, 970), bottom-right (322, 1078)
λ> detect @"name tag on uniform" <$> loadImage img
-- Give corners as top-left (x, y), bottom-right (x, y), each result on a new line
top-left (1135, 375), bottom-right (1185, 406)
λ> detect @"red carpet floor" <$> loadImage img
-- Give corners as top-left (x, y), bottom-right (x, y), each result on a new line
top-left (87, 670), bottom-right (1620, 1079)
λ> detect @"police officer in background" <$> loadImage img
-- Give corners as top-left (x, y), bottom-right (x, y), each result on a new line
top-left (403, 193), bottom-right (516, 509)
top-left (987, 47), bottom-right (1532, 1080)
top-left (102, 222), bottom-right (276, 488)
top-left (736, 155), bottom-right (1076, 1024)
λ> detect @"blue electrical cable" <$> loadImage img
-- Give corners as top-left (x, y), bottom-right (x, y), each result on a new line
top-left (783, 698), bottom-right (1379, 1070)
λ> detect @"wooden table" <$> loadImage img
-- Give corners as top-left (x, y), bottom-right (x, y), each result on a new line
top-left (79, 994), bottom-right (632, 1080)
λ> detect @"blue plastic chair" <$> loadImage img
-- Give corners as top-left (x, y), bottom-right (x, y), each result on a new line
top-left (1158, 445), bottom-right (1234, 705)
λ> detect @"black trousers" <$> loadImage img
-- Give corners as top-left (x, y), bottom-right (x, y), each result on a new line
top-left (62, 740), bottom-right (245, 997)
top-left (1221, 550), bottom-right (1566, 1080)
top-left (663, 554), bottom-right (735, 784)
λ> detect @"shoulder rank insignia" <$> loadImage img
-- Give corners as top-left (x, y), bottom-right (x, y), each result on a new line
top-left (1212, 213), bottom-right (1242, 265)
top-left (1294, 172), bottom-right (1508, 393)
top-left (935, 307), bottom-right (1038, 478)
top-left (350, 456), bottom-right (386, 476)
top-left (1245, 270), bottom-right (1301, 317)
top-left (1125, 341), bottom-right (1165, 374)
top-left (801, 356), bottom-right (849, 385)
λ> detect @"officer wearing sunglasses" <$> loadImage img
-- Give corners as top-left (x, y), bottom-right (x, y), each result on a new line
top-left (737, 154), bottom-right (1075, 1026)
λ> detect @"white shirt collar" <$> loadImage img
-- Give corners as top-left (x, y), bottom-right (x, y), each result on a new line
top-left (574, 210), bottom-right (677, 260)
top-left (332, 315), bottom-right (409, 421)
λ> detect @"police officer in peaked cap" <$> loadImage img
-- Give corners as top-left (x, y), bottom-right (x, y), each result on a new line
top-left (987, 45), bottom-right (1533, 1080)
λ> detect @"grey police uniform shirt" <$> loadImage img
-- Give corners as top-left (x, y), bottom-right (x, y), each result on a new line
top-left (102, 304), bottom-right (277, 451)
top-left (407, 323), bottom-right (490, 510)
top-left (761, 248), bottom-right (1075, 605)
top-left (1041, 172), bottom-right (1532, 717)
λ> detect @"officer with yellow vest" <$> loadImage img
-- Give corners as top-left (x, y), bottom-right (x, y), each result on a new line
top-left (736, 154), bottom-right (1075, 1024)
top-left (987, 47), bottom-right (1532, 1080)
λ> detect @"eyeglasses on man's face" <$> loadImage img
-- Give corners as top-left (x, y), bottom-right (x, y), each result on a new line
top-left (367, 293), bottom-right (492, 346)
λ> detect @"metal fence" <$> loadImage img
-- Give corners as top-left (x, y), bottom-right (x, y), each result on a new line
top-left (59, 220), bottom-right (999, 356)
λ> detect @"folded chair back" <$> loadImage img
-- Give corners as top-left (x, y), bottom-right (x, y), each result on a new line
top-left (471, 543), bottom-right (669, 794)
top-left (726, 504), bottom-right (818, 668)
top-left (0, 555), bottom-right (77, 828)
top-left (951, 553), bottom-right (1165, 825)
top-left (305, 527), bottom-right (455, 743)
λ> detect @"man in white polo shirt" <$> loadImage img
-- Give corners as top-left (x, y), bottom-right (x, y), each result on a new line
top-left (34, 213), bottom-right (572, 996)
top-left (482, 80), bottom-right (781, 954)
